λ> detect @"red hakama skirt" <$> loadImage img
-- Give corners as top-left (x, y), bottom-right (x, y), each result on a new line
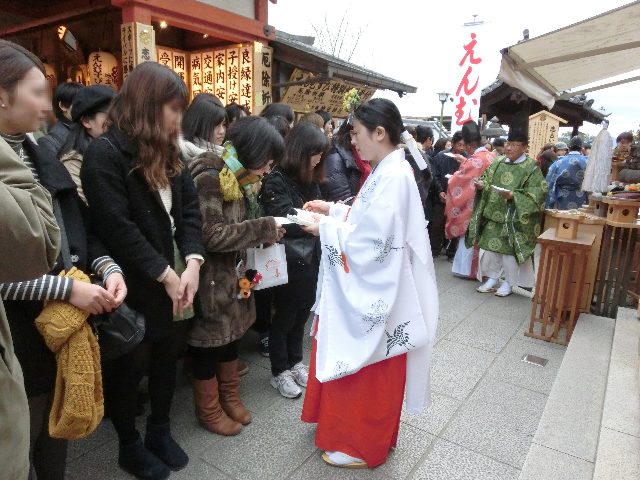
top-left (301, 330), bottom-right (407, 468)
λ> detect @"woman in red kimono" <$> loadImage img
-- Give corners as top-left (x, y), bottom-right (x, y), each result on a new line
top-left (445, 121), bottom-right (495, 278)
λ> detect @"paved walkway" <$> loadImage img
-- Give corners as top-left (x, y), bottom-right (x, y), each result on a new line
top-left (66, 257), bottom-right (567, 480)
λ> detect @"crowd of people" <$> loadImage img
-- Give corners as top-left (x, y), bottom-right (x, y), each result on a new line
top-left (1, 35), bottom-right (635, 480)
top-left (0, 38), bottom-right (439, 479)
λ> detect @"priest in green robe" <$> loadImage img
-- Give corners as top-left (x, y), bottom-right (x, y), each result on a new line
top-left (465, 128), bottom-right (547, 297)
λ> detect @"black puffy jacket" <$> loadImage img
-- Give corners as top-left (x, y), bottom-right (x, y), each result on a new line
top-left (320, 144), bottom-right (362, 202)
top-left (259, 167), bottom-right (321, 272)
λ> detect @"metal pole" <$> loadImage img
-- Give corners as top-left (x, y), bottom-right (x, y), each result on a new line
top-left (439, 101), bottom-right (445, 130)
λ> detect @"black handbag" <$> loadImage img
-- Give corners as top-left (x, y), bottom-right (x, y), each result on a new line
top-left (53, 199), bottom-right (145, 361)
top-left (281, 234), bottom-right (318, 266)
top-left (89, 297), bottom-right (145, 361)
top-left (266, 170), bottom-right (319, 266)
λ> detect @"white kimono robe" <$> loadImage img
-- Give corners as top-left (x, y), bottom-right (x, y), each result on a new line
top-left (312, 148), bottom-right (439, 413)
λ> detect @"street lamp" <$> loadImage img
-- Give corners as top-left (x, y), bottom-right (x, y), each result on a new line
top-left (437, 92), bottom-right (450, 131)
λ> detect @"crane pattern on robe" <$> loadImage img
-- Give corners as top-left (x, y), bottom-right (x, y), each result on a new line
top-left (373, 235), bottom-right (404, 263)
top-left (328, 360), bottom-right (351, 381)
top-left (359, 178), bottom-right (379, 200)
top-left (324, 244), bottom-right (344, 268)
top-left (361, 299), bottom-right (391, 334)
top-left (386, 321), bottom-right (414, 356)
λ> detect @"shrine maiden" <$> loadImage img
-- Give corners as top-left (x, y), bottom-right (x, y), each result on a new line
top-left (301, 98), bottom-right (438, 469)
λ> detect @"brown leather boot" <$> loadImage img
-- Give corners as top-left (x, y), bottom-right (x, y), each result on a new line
top-left (192, 377), bottom-right (242, 436)
top-left (217, 360), bottom-right (252, 425)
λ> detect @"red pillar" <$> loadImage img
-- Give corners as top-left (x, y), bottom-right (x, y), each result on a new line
top-left (119, 2), bottom-right (151, 24)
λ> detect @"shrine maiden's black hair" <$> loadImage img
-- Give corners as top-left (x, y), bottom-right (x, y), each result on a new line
top-left (226, 116), bottom-right (285, 170)
top-left (353, 98), bottom-right (403, 145)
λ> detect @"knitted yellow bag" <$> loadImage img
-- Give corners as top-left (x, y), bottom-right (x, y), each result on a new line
top-left (35, 267), bottom-right (104, 439)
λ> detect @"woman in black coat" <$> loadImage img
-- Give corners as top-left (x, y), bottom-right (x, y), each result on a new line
top-left (259, 122), bottom-right (327, 399)
top-left (82, 63), bottom-right (204, 480)
top-left (0, 41), bottom-right (126, 480)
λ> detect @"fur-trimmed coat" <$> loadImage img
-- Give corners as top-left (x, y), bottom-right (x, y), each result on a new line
top-left (188, 151), bottom-right (277, 348)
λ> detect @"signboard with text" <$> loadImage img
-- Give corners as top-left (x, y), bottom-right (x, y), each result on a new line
top-left (281, 68), bottom-right (376, 117)
top-left (528, 111), bottom-right (567, 158)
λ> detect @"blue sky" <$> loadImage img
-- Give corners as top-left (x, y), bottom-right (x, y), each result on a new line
top-left (269, 0), bottom-right (638, 136)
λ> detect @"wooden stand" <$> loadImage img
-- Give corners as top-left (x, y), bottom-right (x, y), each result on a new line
top-left (592, 197), bottom-right (640, 318)
top-left (588, 194), bottom-right (608, 218)
top-left (543, 210), bottom-right (605, 313)
top-left (527, 228), bottom-right (595, 345)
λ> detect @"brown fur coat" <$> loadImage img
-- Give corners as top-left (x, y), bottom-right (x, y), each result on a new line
top-left (188, 151), bottom-right (277, 348)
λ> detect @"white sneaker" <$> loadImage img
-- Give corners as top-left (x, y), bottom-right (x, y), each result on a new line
top-left (495, 282), bottom-right (513, 297)
top-left (270, 370), bottom-right (302, 399)
top-left (477, 278), bottom-right (498, 293)
top-left (290, 363), bottom-right (308, 387)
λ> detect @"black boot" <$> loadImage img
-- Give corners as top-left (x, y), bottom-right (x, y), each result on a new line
top-left (118, 436), bottom-right (170, 480)
top-left (144, 419), bottom-right (189, 471)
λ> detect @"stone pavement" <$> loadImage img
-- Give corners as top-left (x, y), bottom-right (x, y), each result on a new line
top-left (66, 256), bottom-right (567, 480)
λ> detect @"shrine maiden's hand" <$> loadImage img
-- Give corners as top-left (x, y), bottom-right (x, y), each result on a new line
top-left (303, 200), bottom-right (331, 215)
top-left (439, 192), bottom-right (447, 203)
top-left (453, 153), bottom-right (466, 164)
top-left (301, 223), bottom-right (320, 236)
top-left (474, 179), bottom-right (484, 190)
top-left (300, 212), bottom-right (323, 236)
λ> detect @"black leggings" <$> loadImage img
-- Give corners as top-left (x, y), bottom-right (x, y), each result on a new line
top-left (188, 341), bottom-right (239, 381)
top-left (104, 324), bottom-right (184, 445)
top-left (28, 392), bottom-right (67, 480)
top-left (269, 268), bottom-right (317, 376)
top-left (252, 289), bottom-right (273, 335)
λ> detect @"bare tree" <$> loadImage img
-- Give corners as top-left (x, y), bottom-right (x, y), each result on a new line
top-left (311, 11), bottom-right (365, 61)
top-left (558, 131), bottom-right (596, 144)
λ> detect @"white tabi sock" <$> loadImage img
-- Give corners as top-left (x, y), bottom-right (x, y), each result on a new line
top-left (480, 277), bottom-right (498, 289)
top-left (325, 451), bottom-right (365, 465)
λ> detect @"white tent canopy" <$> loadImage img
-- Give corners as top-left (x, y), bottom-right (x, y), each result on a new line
top-left (498, 1), bottom-right (640, 110)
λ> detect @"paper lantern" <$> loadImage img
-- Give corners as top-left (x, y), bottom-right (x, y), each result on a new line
top-left (43, 63), bottom-right (57, 87)
top-left (88, 51), bottom-right (119, 88)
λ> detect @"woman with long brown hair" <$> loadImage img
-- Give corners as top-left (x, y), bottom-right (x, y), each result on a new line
top-left (82, 62), bottom-right (205, 479)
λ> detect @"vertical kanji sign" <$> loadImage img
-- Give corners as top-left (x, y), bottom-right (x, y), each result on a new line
top-left (254, 43), bottom-right (272, 115)
top-left (202, 51), bottom-right (214, 94)
top-left (226, 47), bottom-right (240, 105)
top-left (213, 49), bottom-right (226, 99)
top-left (454, 33), bottom-right (482, 127)
top-left (239, 45), bottom-right (253, 112)
top-left (191, 53), bottom-right (202, 99)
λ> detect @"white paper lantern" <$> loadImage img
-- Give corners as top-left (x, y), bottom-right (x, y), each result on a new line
top-left (43, 63), bottom-right (57, 87)
top-left (88, 51), bottom-right (119, 88)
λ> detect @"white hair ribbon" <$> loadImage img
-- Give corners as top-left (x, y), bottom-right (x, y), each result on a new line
top-left (400, 130), bottom-right (428, 170)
